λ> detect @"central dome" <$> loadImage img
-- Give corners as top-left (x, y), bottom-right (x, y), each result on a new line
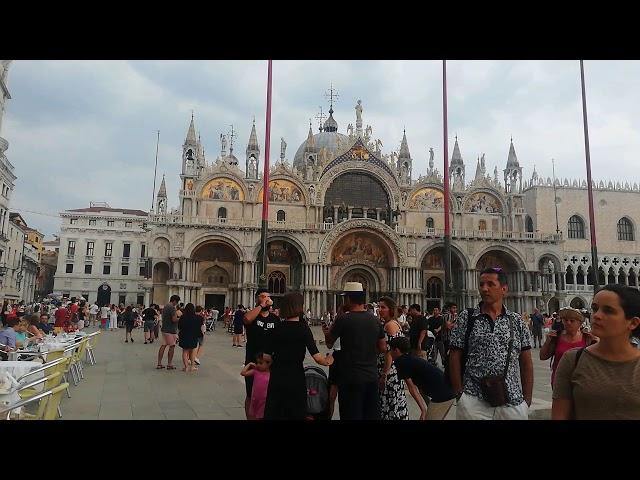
top-left (293, 130), bottom-right (353, 170)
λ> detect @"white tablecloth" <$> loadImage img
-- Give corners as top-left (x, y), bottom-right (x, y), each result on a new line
top-left (0, 361), bottom-right (44, 415)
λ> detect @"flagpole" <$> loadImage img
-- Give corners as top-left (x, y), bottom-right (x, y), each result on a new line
top-left (443, 60), bottom-right (452, 304)
top-left (580, 60), bottom-right (599, 292)
top-left (151, 130), bottom-right (160, 210)
top-left (259, 60), bottom-right (273, 288)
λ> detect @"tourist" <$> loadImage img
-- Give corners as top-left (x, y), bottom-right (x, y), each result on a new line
top-left (243, 289), bottom-right (280, 419)
top-left (540, 307), bottom-right (596, 386)
top-left (123, 305), bottom-right (136, 343)
top-left (449, 267), bottom-right (533, 420)
top-left (156, 295), bottom-right (181, 370)
top-left (323, 282), bottom-right (386, 420)
top-left (389, 336), bottom-right (456, 420)
top-left (427, 306), bottom-right (445, 366)
top-left (326, 305), bottom-right (345, 420)
top-left (552, 284), bottom-right (640, 420)
top-left (530, 308), bottom-right (544, 348)
top-left (25, 313), bottom-right (44, 340)
top-left (99, 303), bottom-right (110, 330)
top-left (89, 302), bottom-right (99, 328)
top-left (178, 303), bottom-right (201, 372)
top-left (263, 291), bottom-right (333, 420)
top-left (442, 302), bottom-right (458, 363)
top-left (142, 304), bottom-right (157, 344)
top-left (232, 304), bottom-right (245, 347)
top-left (108, 304), bottom-right (118, 331)
top-left (240, 352), bottom-right (272, 420)
top-left (194, 305), bottom-right (206, 365)
top-left (38, 313), bottom-right (52, 334)
top-left (408, 304), bottom-right (429, 359)
top-left (376, 296), bottom-right (408, 420)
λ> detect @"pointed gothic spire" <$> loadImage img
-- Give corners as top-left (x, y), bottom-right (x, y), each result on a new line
top-left (399, 129), bottom-right (411, 158)
top-left (531, 164), bottom-right (538, 181)
top-left (185, 113), bottom-right (197, 145)
top-left (158, 174), bottom-right (167, 197)
top-left (474, 157), bottom-right (483, 181)
top-left (494, 165), bottom-right (499, 183)
top-left (305, 121), bottom-right (316, 151)
top-left (506, 138), bottom-right (519, 167)
top-left (247, 118), bottom-right (260, 151)
top-left (451, 137), bottom-right (464, 166)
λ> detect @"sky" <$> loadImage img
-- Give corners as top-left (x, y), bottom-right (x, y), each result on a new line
top-left (3, 60), bottom-right (640, 237)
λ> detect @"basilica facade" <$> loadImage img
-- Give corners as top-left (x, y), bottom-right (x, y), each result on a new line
top-left (143, 98), bottom-right (590, 317)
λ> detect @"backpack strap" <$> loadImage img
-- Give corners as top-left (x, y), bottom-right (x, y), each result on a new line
top-left (574, 346), bottom-right (586, 368)
top-left (461, 308), bottom-right (477, 373)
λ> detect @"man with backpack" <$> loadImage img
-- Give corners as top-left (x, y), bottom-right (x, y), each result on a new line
top-left (448, 267), bottom-right (533, 420)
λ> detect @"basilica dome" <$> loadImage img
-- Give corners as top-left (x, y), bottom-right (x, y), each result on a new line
top-left (293, 130), bottom-right (352, 169)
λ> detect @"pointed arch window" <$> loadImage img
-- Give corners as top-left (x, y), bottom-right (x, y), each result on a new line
top-left (217, 207), bottom-right (227, 221)
top-left (478, 220), bottom-right (487, 231)
top-left (277, 210), bottom-right (286, 222)
top-left (568, 215), bottom-right (585, 239)
top-left (426, 217), bottom-right (434, 229)
top-left (617, 217), bottom-right (634, 241)
top-left (525, 215), bottom-right (534, 233)
top-left (426, 277), bottom-right (443, 299)
top-left (268, 271), bottom-right (286, 294)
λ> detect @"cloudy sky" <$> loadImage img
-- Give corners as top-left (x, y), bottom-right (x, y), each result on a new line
top-left (3, 60), bottom-right (640, 237)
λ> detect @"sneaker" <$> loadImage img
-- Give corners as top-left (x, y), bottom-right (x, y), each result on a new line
top-left (194, 358), bottom-right (201, 365)
top-left (144, 341), bottom-right (148, 344)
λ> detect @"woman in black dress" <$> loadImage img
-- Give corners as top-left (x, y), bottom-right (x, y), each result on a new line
top-left (263, 292), bottom-right (333, 420)
top-left (178, 303), bottom-right (201, 372)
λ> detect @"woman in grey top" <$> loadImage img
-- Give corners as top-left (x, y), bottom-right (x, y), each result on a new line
top-left (553, 284), bottom-right (640, 420)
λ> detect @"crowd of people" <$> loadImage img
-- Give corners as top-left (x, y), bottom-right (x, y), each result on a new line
top-left (2, 265), bottom-right (639, 420)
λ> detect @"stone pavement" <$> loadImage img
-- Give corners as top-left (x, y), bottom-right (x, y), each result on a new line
top-left (62, 323), bottom-right (553, 420)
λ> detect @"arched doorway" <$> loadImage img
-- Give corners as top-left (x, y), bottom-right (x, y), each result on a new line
top-left (337, 267), bottom-right (380, 307)
top-left (97, 283), bottom-right (112, 307)
top-left (192, 241), bottom-right (240, 309)
top-left (570, 297), bottom-right (586, 310)
top-left (547, 297), bottom-right (560, 315)
top-left (258, 239), bottom-right (304, 305)
top-left (420, 246), bottom-right (465, 309)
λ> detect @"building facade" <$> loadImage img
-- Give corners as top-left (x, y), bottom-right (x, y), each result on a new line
top-left (55, 95), bottom-right (640, 315)
top-left (52, 203), bottom-right (149, 306)
top-left (0, 60), bottom-right (17, 298)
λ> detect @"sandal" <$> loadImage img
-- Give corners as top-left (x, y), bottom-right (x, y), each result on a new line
top-left (166, 365), bottom-right (176, 370)
top-left (156, 365), bottom-right (165, 369)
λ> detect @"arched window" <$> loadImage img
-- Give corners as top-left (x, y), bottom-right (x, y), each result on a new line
top-left (426, 217), bottom-right (434, 229)
top-left (217, 207), bottom-right (227, 220)
top-left (617, 217), bottom-right (634, 241)
top-left (525, 216), bottom-right (534, 233)
top-left (607, 268), bottom-right (616, 285)
top-left (565, 265), bottom-right (574, 286)
top-left (277, 210), bottom-right (286, 222)
top-left (568, 215), bottom-right (585, 239)
top-left (478, 220), bottom-right (487, 231)
top-left (367, 209), bottom-right (377, 219)
top-left (268, 271), bottom-right (286, 295)
top-left (426, 277), bottom-right (443, 299)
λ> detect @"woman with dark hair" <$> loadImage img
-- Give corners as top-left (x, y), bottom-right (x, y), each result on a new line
top-left (540, 307), bottom-right (597, 387)
top-left (123, 305), bottom-right (136, 343)
top-left (377, 296), bottom-right (409, 420)
top-left (178, 303), bottom-right (201, 372)
top-left (263, 291), bottom-right (333, 420)
top-left (1, 300), bottom-right (8, 327)
top-left (552, 284), bottom-right (640, 419)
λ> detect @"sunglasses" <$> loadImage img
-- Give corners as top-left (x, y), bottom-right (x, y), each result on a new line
top-left (488, 266), bottom-right (503, 272)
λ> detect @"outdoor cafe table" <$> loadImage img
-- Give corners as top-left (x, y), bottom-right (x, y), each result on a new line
top-left (0, 361), bottom-right (43, 413)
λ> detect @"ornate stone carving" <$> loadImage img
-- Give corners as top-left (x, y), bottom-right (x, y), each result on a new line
top-left (407, 242), bottom-right (416, 257)
top-left (318, 218), bottom-right (405, 266)
top-left (526, 247), bottom-right (535, 263)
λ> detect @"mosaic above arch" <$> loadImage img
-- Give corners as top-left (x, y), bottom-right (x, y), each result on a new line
top-left (258, 179), bottom-right (304, 203)
top-left (464, 192), bottom-right (502, 214)
top-left (408, 187), bottom-right (444, 210)
top-left (331, 232), bottom-right (389, 267)
top-left (201, 178), bottom-right (244, 201)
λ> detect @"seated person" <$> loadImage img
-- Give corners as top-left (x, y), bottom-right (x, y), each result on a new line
top-left (15, 319), bottom-right (31, 349)
top-left (0, 317), bottom-right (18, 359)
top-left (389, 336), bottom-right (456, 420)
top-left (26, 313), bottom-right (45, 339)
top-left (38, 314), bottom-right (53, 334)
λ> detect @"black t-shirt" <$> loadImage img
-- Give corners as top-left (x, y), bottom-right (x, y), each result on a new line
top-left (178, 312), bottom-right (202, 343)
top-left (394, 354), bottom-right (455, 402)
top-left (428, 315), bottom-right (444, 339)
top-left (263, 320), bottom-right (319, 371)
top-left (142, 308), bottom-right (156, 322)
top-left (123, 310), bottom-right (136, 325)
top-left (409, 315), bottom-right (429, 350)
top-left (245, 312), bottom-right (280, 363)
top-left (329, 310), bottom-right (384, 384)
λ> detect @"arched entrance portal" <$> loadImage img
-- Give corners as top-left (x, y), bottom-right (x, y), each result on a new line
top-left (261, 239), bottom-right (303, 306)
top-left (548, 297), bottom-right (560, 314)
top-left (192, 241), bottom-right (239, 311)
top-left (420, 247), bottom-right (464, 312)
top-left (570, 297), bottom-right (586, 310)
top-left (96, 283), bottom-right (111, 307)
top-left (328, 229), bottom-right (394, 313)
top-left (151, 262), bottom-right (170, 305)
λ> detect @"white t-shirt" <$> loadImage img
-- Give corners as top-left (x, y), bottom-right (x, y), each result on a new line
top-left (89, 304), bottom-right (99, 315)
top-left (100, 306), bottom-right (110, 319)
top-left (211, 309), bottom-right (219, 320)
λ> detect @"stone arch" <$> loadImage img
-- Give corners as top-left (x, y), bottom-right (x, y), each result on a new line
top-left (184, 233), bottom-right (244, 261)
top-left (318, 218), bottom-right (404, 266)
top-left (201, 265), bottom-right (230, 286)
top-left (538, 253), bottom-right (563, 273)
top-left (473, 244), bottom-right (526, 271)
top-left (152, 236), bottom-right (171, 258)
top-left (570, 296), bottom-right (587, 309)
top-left (317, 164), bottom-right (399, 212)
top-left (252, 233), bottom-right (309, 265)
top-left (548, 297), bottom-right (560, 314)
top-left (151, 261), bottom-right (170, 305)
top-left (418, 243), bottom-right (468, 294)
top-left (335, 263), bottom-right (382, 296)
top-left (462, 187), bottom-right (507, 214)
top-left (257, 175), bottom-right (309, 205)
top-left (418, 242), bottom-right (470, 272)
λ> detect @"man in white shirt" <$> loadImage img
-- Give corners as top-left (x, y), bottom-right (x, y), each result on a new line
top-left (89, 303), bottom-right (99, 328)
top-left (99, 304), bottom-right (110, 330)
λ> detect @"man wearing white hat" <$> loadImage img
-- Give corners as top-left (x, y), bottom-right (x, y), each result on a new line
top-left (323, 282), bottom-right (387, 420)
